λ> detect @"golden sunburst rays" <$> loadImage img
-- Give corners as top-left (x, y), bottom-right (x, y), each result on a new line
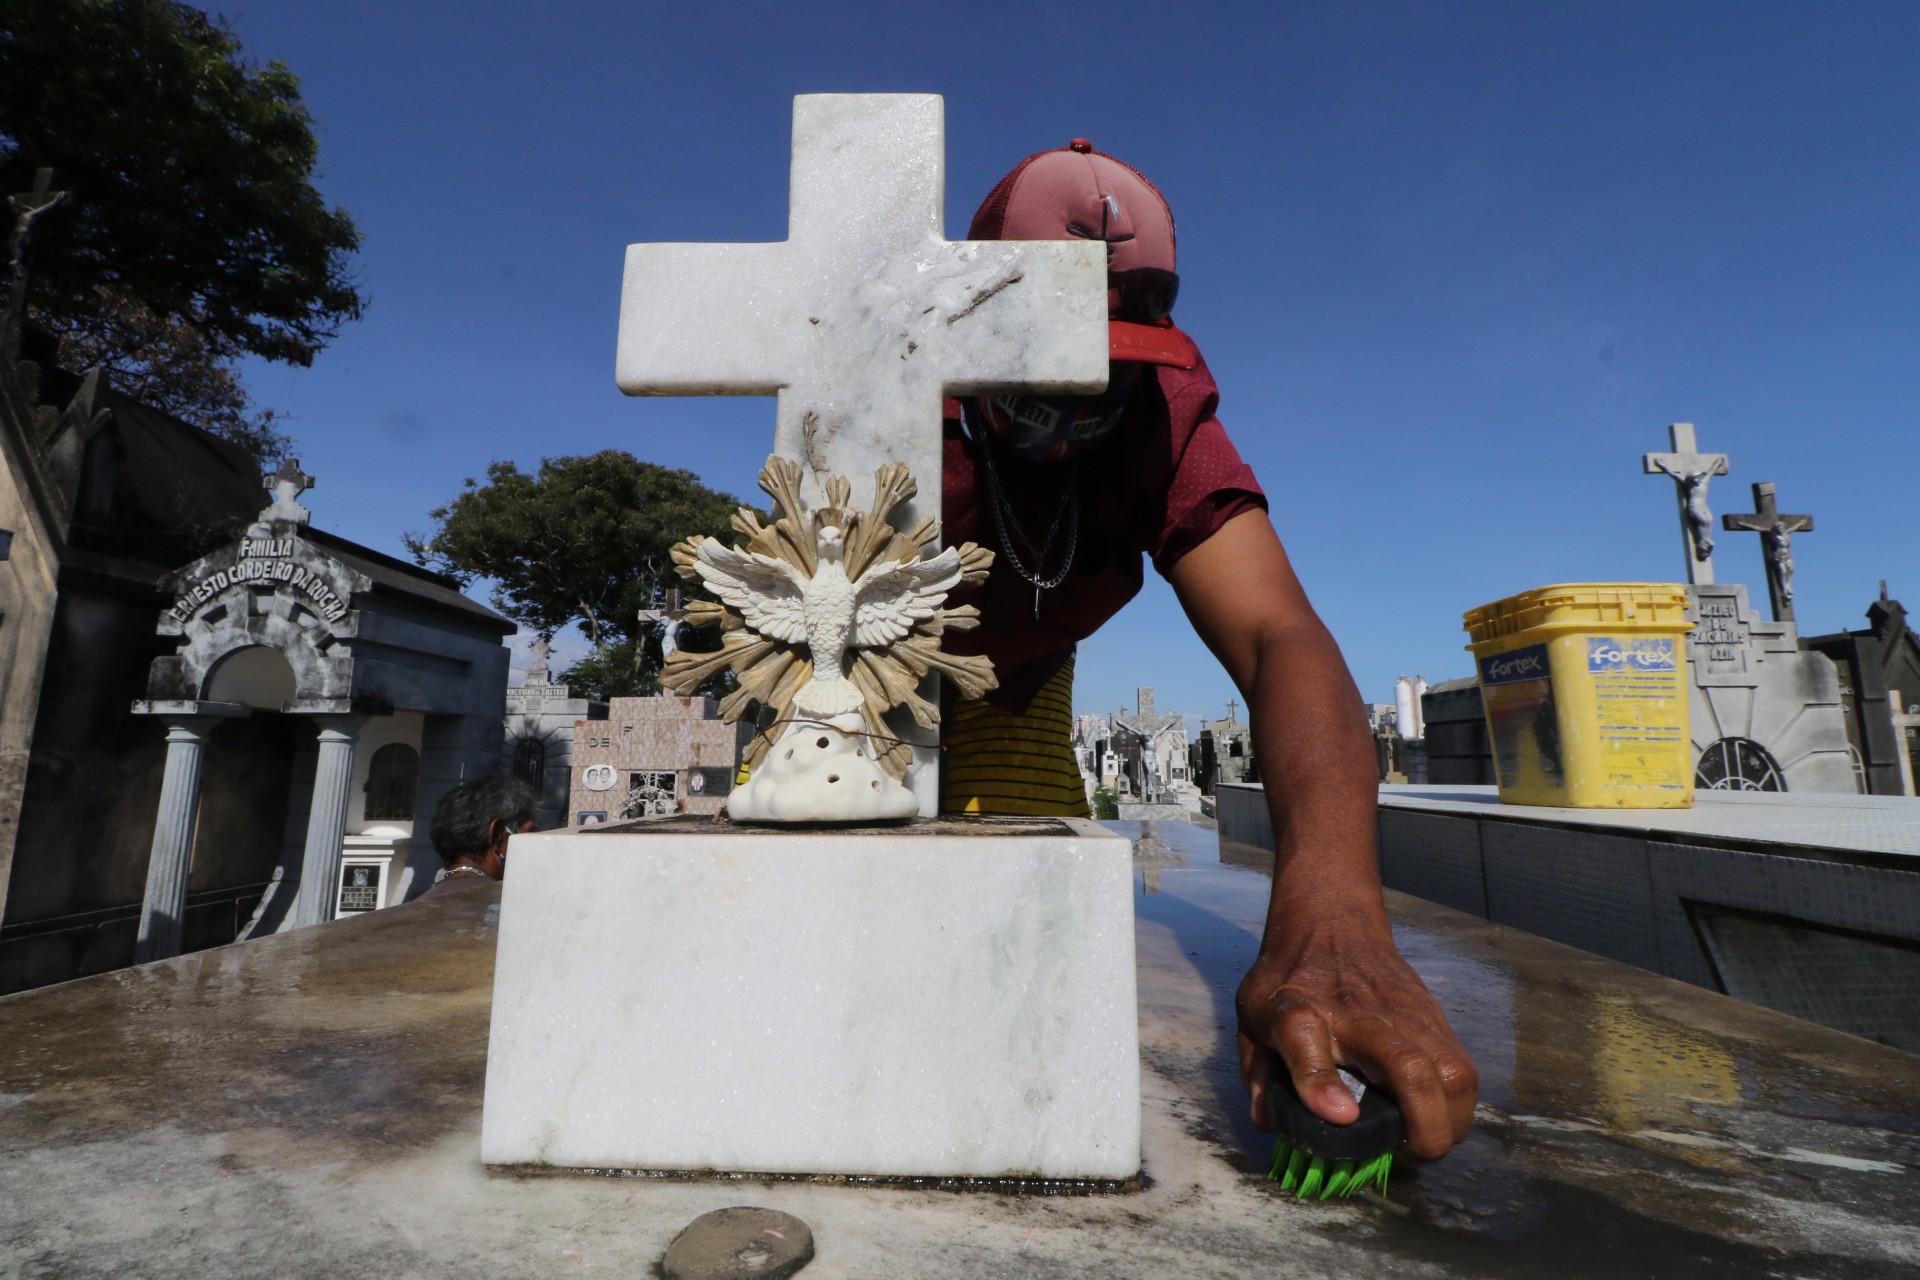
top-left (661, 456), bottom-right (996, 777)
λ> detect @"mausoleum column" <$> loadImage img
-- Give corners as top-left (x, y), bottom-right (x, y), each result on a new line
top-left (134, 717), bottom-right (212, 964)
top-left (290, 715), bottom-right (365, 930)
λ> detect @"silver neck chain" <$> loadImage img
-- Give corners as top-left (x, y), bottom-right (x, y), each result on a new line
top-left (980, 441), bottom-right (1080, 618)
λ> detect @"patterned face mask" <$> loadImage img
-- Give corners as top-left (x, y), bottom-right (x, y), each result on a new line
top-left (975, 386), bottom-right (1133, 463)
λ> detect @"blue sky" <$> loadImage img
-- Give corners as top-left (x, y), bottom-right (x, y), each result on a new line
top-left (223, 1), bottom-right (1919, 722)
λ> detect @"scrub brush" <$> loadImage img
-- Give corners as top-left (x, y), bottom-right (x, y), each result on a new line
top-left (1265, 1065), bottom-right (1406, 1199)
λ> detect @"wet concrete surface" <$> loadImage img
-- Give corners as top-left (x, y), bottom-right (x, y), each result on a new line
top-left (1, 820), bottom-right (1916, 1278)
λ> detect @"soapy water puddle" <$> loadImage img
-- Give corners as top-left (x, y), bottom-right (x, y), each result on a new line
top-left (1111, 821), bottom-right (1918, 1273)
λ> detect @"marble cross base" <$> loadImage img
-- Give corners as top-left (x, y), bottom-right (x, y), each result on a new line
top-left (480, 817), bottom-right (1140, 1180)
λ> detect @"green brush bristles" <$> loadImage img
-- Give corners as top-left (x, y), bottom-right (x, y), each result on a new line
top-left (1266, 1139), bottom-right (1395, 1200)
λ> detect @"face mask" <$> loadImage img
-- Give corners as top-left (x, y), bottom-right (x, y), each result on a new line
top-left (976, 386), bottom-right (1133, 463)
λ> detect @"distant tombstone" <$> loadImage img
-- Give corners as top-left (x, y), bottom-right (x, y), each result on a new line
top-left (1685, 583), bottom-right (1855, 793)
top-left (337, 863), bottom-right (383, 914)
top-left (524, 636), bottom-right (552, 685)
top-left (566, 695), bottom-right (736, 821)
top-left (503, 636), bottom-right (607, 829)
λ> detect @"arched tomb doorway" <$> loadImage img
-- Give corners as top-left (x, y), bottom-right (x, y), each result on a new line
top-left (130, 465), bottom-right (513, 963)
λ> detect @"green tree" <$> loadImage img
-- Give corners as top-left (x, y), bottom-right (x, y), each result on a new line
top-left (554, 639), bottom-right (659, 702)
top-left (406, 452), bottom-right (749, 698)
top-left (0, 0), bottom-right (363, 460)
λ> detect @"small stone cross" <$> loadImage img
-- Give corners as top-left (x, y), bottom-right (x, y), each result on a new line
top-left (264, 457), bottom-right (315, 525)
top-left (1225, 697), bottom-right (1239, 724)
top-left (1642, 422), bottom-right (1730, 585)
top-left (8, 168), bottom-right (71, 312)
top-left (526, 636), bottom-right (552, 685)
top-left (1721, 481), bottom-right (1813, 623)
top-left (616, 94), bottom-right (1109, 528)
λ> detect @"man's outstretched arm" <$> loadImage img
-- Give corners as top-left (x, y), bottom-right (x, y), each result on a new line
top-left (1167, 509), bottom-right (1477, 1159)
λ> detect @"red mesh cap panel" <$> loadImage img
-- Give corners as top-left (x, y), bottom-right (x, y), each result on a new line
top-left (968, 142), bottom-right (1176, 280)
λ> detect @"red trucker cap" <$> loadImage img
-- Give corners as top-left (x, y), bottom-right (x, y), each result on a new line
top-left (970, 139), bottom-right (1197, 369)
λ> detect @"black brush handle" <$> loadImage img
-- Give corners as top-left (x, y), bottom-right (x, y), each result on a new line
top-left (1264, 1064), bottom-right (1407, 1162)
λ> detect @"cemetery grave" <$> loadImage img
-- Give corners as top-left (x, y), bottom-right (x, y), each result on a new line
top-left (3, 822), bottom-right (1915, 1277)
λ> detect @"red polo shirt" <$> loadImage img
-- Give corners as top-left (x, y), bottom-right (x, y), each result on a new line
top-left (941, 345), bottom-right (1266, 710)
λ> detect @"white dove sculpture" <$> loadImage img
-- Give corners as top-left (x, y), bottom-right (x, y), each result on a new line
top-left (660, 457), bottom-right (997, 823)
top-left (690, 524), bottom-right (965, 721)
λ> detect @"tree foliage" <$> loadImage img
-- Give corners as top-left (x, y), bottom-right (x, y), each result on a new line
top-left (407, 451), bottom-right (750, 694)
top-left (555, 639), bottom-right (661, 703)
top-left (0, 0), bottom-right (362, 459)
top-left (50, 287), bottom-right (292, 461)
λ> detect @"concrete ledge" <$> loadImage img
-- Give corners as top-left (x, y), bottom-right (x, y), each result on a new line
top-left (481, 819), bottom-right (1140, 1179)
top-left (1368, 785), bottom-right (1920, 1048)
top-left (1215, 783), bottom-right (1271, 850)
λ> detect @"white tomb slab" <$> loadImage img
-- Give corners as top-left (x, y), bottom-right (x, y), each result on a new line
top-left (480, 819), bottom-right (1140, 1180)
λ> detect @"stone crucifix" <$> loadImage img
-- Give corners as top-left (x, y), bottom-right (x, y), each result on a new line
top-left (615, 94), bottom-right (1109, 813)
top-left (615, 93), bottom-right (1108, 526)
top-left (1722, 481), bottom-right (1813, 624)
top-left (8, 168), bottom-right (70, 312)
top-left (1642, 422), bottom-right (1729, 585)
top-left (263, 457), bottom-right (316, 525)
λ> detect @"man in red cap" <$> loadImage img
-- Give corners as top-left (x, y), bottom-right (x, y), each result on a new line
top-left (940, 140), bottom-right (1477, 1161)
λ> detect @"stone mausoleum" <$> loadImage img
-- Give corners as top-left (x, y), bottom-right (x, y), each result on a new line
top-left (0, 308), bottom-right (511, 995)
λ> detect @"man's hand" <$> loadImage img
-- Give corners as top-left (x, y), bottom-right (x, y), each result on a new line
top-left (1169, 509), bottom-right (1480, 1160)
top-left (1235, 904), bottom-right (1477, 1159)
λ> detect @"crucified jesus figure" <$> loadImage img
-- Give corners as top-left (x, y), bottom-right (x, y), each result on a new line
top-left (1653, 457), bottom-right (1717, 561)
top-left (1763, 521), bottom-right (1795, 606)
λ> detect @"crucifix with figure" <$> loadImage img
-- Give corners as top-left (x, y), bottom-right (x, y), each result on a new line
top-left (1722, 481), bottom-right (1813, 624)
top-left (1642, 422), bottom-right (1730, 585)
top-left (8, 168), bottom-right (70, 312)
top-left (616, 94), bottom-right (1109, 812)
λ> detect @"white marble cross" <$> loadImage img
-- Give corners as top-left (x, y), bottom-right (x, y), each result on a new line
top-left (616, 94), bottom-right (1110, 530)
top-left (1642, 422), bottom-right (1730, 585)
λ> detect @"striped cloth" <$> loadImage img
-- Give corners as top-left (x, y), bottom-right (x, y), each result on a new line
top-left (943, 660), bottom-right (1092, 818)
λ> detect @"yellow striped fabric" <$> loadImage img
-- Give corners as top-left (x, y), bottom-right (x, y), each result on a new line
top-left (943, 659), bottom-right (1092, 818)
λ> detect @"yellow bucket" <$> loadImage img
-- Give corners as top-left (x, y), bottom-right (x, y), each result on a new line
top-left (1463, 583), bottom-right (1694, 808)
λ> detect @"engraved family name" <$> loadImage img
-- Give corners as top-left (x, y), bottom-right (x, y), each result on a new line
top-left (167, 551), bottom-right (349, 625)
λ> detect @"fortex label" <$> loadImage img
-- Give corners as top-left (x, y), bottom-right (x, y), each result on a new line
top-left (1587, 636), bottom-right (1676, 673)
